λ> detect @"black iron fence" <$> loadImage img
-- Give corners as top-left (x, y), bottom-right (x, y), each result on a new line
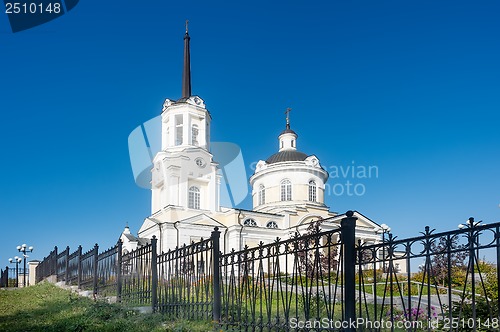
top-left (80, 244), bottom-right (97, 290)
top-left (0, 266), bottom-right (27, 287)
top-left (35, 230), bottom-right (219, 314)
top-left (35, 242), bottom-right (120, 298)
top-left (36, 246), bottom-right (57, 283)
top-left (157, 234), bottom-right (217, 319)
top-left (67, 246), bottom-right (81, 285)
top-left (0, 267), bottom-right (6, 287)
top-left (356, 218), bottom-right (500, 331)
top-left (121, 239), bottom-right (154, 305)
top-left (35, 213), bottom-right (500, 331)
top-left (219, 218), bottom-right (350, 331)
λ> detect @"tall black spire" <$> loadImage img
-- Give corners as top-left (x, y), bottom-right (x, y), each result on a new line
top-left (182, 20), bottom-right (191, 98)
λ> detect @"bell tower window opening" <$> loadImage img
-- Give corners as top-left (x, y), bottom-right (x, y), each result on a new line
top-left (280, 179), bottom-right (292, 201)
top-left (258, 185), bottom-right (265, 205)
top-left (175, 114), bottom-right (183, 146)
top-left (308, 180), bottom-right (317, 202)
top-left (188, 186), bottom-right (200, 209)
top-left (192, 124), bottom-right (199, 146)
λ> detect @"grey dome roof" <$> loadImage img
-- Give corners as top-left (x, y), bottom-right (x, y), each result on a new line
top-left (266, 150), bottom-right (309, 164)
top-left (279, 128), bottom-right (298, 136)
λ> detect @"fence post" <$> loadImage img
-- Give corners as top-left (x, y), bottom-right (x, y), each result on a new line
top-left (341, 210), bottom-right (357, 330)
top-left (211, 227), bottom-right (222, 323)
top-left (77, 245), bottom-right (82, 289)
top-left (151, 236), bottom-right (158, 312)
top-left (93, 243), bottom-right (99, 297)
top-left (64, 246), bottom-right (70, 285)
top-left (117, 240), bottom-right (123, 303)
top-left (496, 225), bottom-right (500, 325)
top-left (52, 246), bottom-right (58, 276)
top-left (468, 217), bottom-right (477, 326)
top-left (4, 267), bottom-right (8, 287)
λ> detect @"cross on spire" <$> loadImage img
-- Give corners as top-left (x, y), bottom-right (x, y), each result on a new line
top-left (185, 19), bottom-right (189, 34)
top-left (285, 108), bottom-right (292, 129)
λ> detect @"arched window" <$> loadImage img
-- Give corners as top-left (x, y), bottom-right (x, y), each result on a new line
top-left (266, 221), bottom-right (278, 229)
top-left (258, 185), bottom-right (265, 205)
top-left (191, 124), bottom-right (199, 146)
top-left (243, 218), bottom-right (257, 227)
top-left (308, 180), bottom-right (317, 202)
top-left (188, 186), bottom-right (200, 209)
top-left (280, 179), bottom-right (292, 201)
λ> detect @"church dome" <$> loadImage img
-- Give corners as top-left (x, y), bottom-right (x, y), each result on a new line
top-left (266, 150), bottom-right (309, 164)
top-left (279, 128), bottom-right (297, 136)
top-left (250, 110), bottom-right (330, 213)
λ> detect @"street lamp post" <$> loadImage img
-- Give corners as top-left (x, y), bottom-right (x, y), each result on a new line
top-left (8, 256), bottom-right (22, 287)
top-left (17, 244), bottom-right (33, 287)
top-left (377, 223), bottom-right (391, 273)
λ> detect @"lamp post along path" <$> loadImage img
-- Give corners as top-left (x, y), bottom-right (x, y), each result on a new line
top-left (377, 223), bottom-right (391, 273)
top-left (17, 244), bottom-right (33, 287)
top-left (8, 256), bottom-right (22, 287)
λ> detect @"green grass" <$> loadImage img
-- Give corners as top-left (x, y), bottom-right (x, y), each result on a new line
top-left (0, 283), bottom-right (213, 332)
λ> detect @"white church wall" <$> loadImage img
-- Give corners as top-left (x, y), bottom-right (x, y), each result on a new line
top-left (251, 163), bottom-right (328, 211)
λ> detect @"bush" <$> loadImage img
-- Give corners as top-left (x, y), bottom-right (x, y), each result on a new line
top-left (356, 268), bottom-right (383, 283)
top-left (298, 290), bottom-right (328, 318)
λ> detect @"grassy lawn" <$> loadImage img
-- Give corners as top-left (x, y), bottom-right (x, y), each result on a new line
top-left (0, 283), bottom-right (213, 332)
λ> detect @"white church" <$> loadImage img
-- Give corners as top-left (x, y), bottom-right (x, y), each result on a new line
top-left (120, 27), bottom-right (385, 258)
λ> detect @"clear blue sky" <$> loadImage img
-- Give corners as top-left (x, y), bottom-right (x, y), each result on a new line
top-left (1, 0), bottom-right (499, 266)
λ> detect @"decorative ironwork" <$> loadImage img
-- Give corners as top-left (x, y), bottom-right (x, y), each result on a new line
top-left (67, 246), bottom-right (81, 285)
top-left (36, 246), bottom-right (57, 283)
top-left (218, 222), bottom-right (349, 330)
top-left (356, 221), bottom-right (500, 331)
top-left (96, 245), bottom-right (119, 297)
top-left (79, 244), bottom-right (98, 291)
top-left (0, 266), bottom-right (25, 287)
top-left (121, 241), bottom-right (154, 305)
top-left (56, 246), bottom-right (69, 282)
top-left (157, 236), bottom-right (215, 319)
top-left (33, 215), bottom-right (500, 332)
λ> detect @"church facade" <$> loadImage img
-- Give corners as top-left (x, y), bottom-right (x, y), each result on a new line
top-left (120, 28), bottom-right (384, 260)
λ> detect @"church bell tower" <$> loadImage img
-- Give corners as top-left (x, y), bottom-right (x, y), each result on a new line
top-left (150, 23), bottom-right (220, 214)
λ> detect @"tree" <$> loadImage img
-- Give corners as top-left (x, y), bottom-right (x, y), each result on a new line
top-left (296, 218), bottom-right (339, 278)
top-left (428, 235), bottom-right (468, 287)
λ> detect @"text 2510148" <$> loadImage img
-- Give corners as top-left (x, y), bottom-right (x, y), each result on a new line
top-left (5, 2), bottom-right (61, 14)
